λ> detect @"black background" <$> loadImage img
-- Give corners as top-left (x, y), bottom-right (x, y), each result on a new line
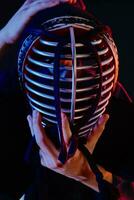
top-left (0, 0), bottom-right (134, 98)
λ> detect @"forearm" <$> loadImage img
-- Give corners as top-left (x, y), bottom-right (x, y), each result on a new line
top-left (0, 29), bottom-right (6, 48)
top-left (0, 29), bottom-right (10, 58)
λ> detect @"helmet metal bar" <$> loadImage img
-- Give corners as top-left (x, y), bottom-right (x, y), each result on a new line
top-left (54, 40), bottom-right (68, 163)
top-left (70, 26), bottom-right (77, 126)
top-left (72, 38), bottom-right (103, 140)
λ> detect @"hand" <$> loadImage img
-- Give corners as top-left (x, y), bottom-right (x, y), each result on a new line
top-left (0, 0), bottom-right (77, 45)
top-left (27, 110), bottom-right (110, 192)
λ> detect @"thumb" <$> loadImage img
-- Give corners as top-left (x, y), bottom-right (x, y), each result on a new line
top-left (27, 114), bottom-right (34, 136)
top-left (86, 114), bottom-right (109, 154)
top-left (61, 112), bottom-right (72, 146)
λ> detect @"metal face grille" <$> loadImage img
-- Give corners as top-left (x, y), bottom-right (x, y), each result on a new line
top-left (18, 16), bottom-right (118, 140)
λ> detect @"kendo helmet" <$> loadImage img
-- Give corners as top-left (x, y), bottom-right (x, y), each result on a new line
top-left (18, 4), bottom-right (119, 162)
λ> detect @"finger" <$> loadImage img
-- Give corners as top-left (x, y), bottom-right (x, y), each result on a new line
top-left (95, 114), bottom-right (109, 134)
top-left (61, 112), bottom-right (72, 146)
top-left (86, 114), bottom-right (109, 153)
top-left (27, 114), bottom-right (34, 136)
top-left (37, 0), bottom-right (60, 9)
top-left (32, 110), bottom-right (58, 158)
top-left (78, 0), bottom-right (86, 10)
top-left (60, 0), bottom-right (74, 4)
top-left (72, 0), bottom-right (77, 3)
top-left (69, 0), bottom-right (75, 3)
top-left (32, 110), bottom-right (45, 142)
top-left (25, 0), bottom-right (60, 16)
top-left (39, 149), bottom-right (59, 169)
top-left (60, 0), bottom-right (70, 2)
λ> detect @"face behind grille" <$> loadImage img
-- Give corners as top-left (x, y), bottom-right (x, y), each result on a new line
top-left (18, 16), bottom-right (119, 143)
